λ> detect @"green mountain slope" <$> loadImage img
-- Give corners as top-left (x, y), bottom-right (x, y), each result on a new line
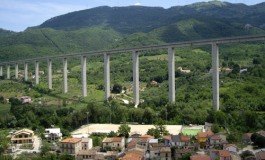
top-left (1, 1), bottom-right (265, 62)
top-left (0, 27), bottom-right (121, 61)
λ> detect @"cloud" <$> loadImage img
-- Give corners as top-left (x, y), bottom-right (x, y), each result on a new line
top-left (134, 2), bottom-right (141, 6)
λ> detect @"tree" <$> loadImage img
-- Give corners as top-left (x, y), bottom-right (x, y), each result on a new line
top-left (240, 150), bottom-right (254, 159)
top-left (211, 123), bottom-right (220, 133)
top-left (251, 133), bottom-right (265, 148)
top-left (147, 128), bottom-right (161, 138)
top-left (112, 83), bottom-right (122, 94)
top-left (117, 124), bottom-right (131, 138)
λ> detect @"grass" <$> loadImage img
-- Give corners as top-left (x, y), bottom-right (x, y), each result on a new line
top-left (182, 127), bottom-right (203, 136)
top-left (0, 104), bottom-right (10, 116)
top-left (141, 54), bottom-right (183, 61)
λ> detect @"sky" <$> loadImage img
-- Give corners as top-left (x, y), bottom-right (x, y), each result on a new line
top-left (0, 0), bottom-right (264, 32)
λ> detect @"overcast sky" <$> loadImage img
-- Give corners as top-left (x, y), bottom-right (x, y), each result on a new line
top-left (0, 0), bottom-right (264, 32)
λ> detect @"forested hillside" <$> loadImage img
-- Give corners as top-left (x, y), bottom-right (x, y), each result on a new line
top-left (1, 1), bottom-right (265, 61)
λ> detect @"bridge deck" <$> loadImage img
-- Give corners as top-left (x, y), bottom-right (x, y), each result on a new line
top-left (1, 34), bottom-right (265, 65)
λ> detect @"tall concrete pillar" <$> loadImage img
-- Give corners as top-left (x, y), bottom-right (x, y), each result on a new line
top-left (6, 65), bottom-right (10, 79)
top-left (168, 47), bottom-right (175, 103)
top-left (48, 59), bottom-right (52, 89)
top-left (35, 61), bottom-right (39, 84)
top-left (104, 53), bottom-right (110, 100)
top-left (133, 50), bottom-right (139, 107)
top-left (81, 56), bottom-right (87, 97)
top-left (212, 43), bottom-right (220, 110)
top-left (15, 63), bottom-right (18, 79)
top-left (0, 66), bottom-right (2, 76)
top-left (63, 58), bottom-right (68, 93)
top-left (24, 62), bottom-right (28, 81)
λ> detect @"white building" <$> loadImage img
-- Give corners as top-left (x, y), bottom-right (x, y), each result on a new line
top-left (44, 128), bottom-right (62, 142)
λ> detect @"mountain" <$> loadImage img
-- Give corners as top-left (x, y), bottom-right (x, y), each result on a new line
top-left (0, 28), bottom-right (15, 37)
top-left (1, 1), bottom-right (265, 62)
top-left (38, 1), bottom-right (265, 34)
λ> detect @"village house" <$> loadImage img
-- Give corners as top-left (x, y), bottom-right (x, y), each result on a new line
top-left (61, 138), bottom-right (82, 157)
top-left (170, 135), bottom-right (182, 147)
top-left (44, 128), bottom-right (62, 142)
top-left (119, 150), bottom-right (144, 160)
top-left (224, 144), bottom-right (237, 153)
top-left (197, 131), bottom-right (214, 146)
top-left (77, 150), bottom-right (97, 160)
top-left (10, 128), bottom-right (35, 144)
top-left (102, 137), bottom-right (125, 150)
top-left (163, 135), bottom-right (171, 146)
top-left (178, 67), bottom-right (191, 73)
top-left (104, 151), bottom-right (119, 160)
top-left (255, 150), bottom-right (265, 160)
top-left (190, 154), bottom-right (210, 160)
top-left (150, 80), bottom-right (158, 87)
top-left (20, 96), bottom-right (32, 104)
top-left (170, 134), bottom-right (191, 148)
top-left (207, 134), bottom-right (227, 148)
top-left (81, 138), bottom-right (93, 150)
top-left (148, 143), bottom-right (166, 160)
top-left (160, 146), bottom-right (172, 160)
top-left (180, 135), bottom-right (191, 148)
top-left (175, 149), bottom-right (195, 160)
top-left (210, 149), bottom-right (231, 160)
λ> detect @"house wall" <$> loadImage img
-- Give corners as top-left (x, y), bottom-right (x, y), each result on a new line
top-left (160, 152), bottom-right (172, 160)
top-left (225, 146), bottom-right (237, 153)
top-left (77, 154), bottom-right (95, 160)
top-left (61, 142), bottom-right (82, 157)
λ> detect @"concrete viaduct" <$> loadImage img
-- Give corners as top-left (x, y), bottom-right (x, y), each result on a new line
top-left (0, 35), bottom-right (265, 110)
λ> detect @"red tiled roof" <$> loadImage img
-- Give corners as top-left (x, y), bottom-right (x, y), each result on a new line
top-left (112, 137), bottom-right (123, 142)
top-left (81, 138), bottom-right (91, 143)
top-left (127, 140), bottom-right (137, 148)
top-left (163, 135), bottom-right (171, 140)
top-left (180, 135), bottom-right (190, 142)
top-left (120, 150), bottom-right (144, 160)
top-left (103, 137), bottom-right (123, 143)
top-left (219, 150), bottom-right (230, 157)
top-left (197, 131), bottom-right (214, 138)
top-left (190, 154), bottom-right (211, 160)
top-left (61, 138), bottom-right (81, 143)
top-left (142, 135), bottom-right (154, 139)
top-left (102, 138), bottom-right (112, 143)
top-left (139, 137), bottom-right (149, 143)
top-left (210, 135), bottom-right (221, 140)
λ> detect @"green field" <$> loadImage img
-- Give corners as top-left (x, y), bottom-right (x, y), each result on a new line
top-left (0, 104), bottom-right (10, 116)
top-left (181, 127), bottom-right (203, 136)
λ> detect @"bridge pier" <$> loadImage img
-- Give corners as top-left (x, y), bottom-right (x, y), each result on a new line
top-left (133, 50), bottom-right (139, 107)
top-left (63, 58), bottom-right (68, 93)
top-left (7, 65), bottom-right (10, 79)
top-left (81, 56), bottom-right (87, 97)
top-left (168, 47), bottom-right (175, 103)
top-left (48, 59), bottom-right (52, 89)
top-left (0, 66), bottom-right (2, 76)
top-left (104, 53), bottom-right (110, 100)
top-left (35, 61), bottom-right (39, 84)
top-left (24, 62), bottom-right (28, 81)
top-left (212, 43), bottom-right (219, 110)
top-left (15, 63), bottom-right (18, 79)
